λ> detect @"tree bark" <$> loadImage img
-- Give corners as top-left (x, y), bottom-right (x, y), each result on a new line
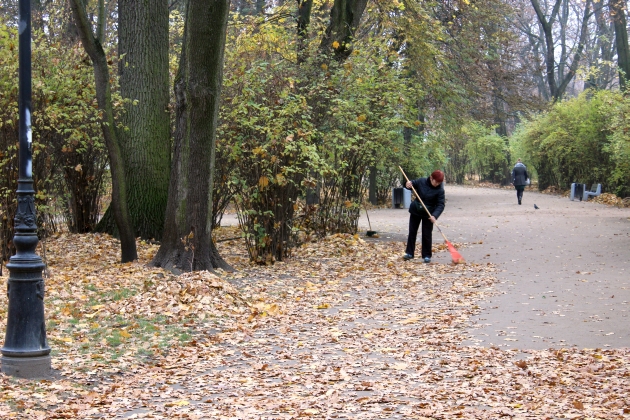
top-left (297, 0), bottom-right (313, 64)
top-left (152, 0), bottom-right (232, 273)
top-left (610, 0), bottom-right (630, 91)
top-left (320, 0), bottom-right (369, 61)
top-left (256, 0), bottom-right (265, 14)
top-left (96, 0), bottom-right (171, 241)
top-left (368, 166), bottom-right (377, 205)
top-left (69, 0), bottom-right (137, 262)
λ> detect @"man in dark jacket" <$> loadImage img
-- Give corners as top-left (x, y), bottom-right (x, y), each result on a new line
top-left (403, 170), bottom-right (445, 263)
top-left (511, 158), bottom-right (529, 205)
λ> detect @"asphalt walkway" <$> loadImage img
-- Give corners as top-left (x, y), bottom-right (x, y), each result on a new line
top-left (359, 185), bottom-right (630, 350)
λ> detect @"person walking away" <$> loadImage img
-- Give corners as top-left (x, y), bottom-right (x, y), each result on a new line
top-left (511, 158), bottom-right (529, 205)
top-left (403, 170), bottom-right (445, 263)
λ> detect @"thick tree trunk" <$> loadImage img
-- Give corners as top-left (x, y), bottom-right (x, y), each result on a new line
top-left (320, 0), bottom-right (369, 61)
top-left (611, 0), bottom-right (630, 91)
top-left (69, 0), bottom-right (137, 262)
top-left (152, 0), bottom-right (231, 273)
top-left (96, 0), bottom-right (171, 241)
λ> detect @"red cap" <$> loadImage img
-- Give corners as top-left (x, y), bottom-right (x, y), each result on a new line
top-left (431, 170), bottom-right (444, 183)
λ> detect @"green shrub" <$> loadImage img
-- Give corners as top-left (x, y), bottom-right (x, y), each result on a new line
top-left (602, 94), bottom-right (630, 197)
top-left (510, 90), bottom-right (617, 192)
top-left (0, 25), bottom-right (109, 261)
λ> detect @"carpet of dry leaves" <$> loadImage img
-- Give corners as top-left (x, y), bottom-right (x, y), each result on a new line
top-left (0, 227), bottom-right (628, 419)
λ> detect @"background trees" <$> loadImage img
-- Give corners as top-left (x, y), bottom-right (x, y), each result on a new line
top-left (0, 0), bottom-right (629, 268)
top-left (69, 0), bottom-right (137, 262)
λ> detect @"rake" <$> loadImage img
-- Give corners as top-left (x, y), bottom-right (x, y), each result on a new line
top-left (399, 167), bottom-right (465, 264)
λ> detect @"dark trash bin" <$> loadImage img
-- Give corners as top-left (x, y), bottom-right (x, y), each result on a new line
top-left (392, 187), bottom-right (404, 208)
top-left (570, 183), bottom-right (584, 201)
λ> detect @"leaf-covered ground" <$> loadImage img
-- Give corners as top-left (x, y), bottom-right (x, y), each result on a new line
top-left (0, 229), bottom-right (628, 419)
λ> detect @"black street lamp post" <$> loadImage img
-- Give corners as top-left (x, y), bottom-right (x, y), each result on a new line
top-left (1, 0), bottom-right (51, 378)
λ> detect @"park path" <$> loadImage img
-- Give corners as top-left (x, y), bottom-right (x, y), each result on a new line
top-left (358, 185), bottom-right (630, 350)
top-left (3, 187), bottom-right (630, 418)
top-left (95, 185), bottom-right (630, 419)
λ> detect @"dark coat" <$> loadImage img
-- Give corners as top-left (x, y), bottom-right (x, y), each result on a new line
top-left (512, 162), bottom-right (529, 186)
top-left (406, 177), bottom-right (445, 219)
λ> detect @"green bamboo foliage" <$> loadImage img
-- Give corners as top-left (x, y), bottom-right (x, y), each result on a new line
top-left (510, 90), bottom-right (630, 195)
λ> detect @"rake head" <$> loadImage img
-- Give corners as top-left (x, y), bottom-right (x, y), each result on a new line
top-left (446, 240), bottom-right (465, 264)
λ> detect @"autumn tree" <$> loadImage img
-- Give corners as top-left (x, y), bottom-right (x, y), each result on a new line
top-left (152, 0), bottom-right (231, 272)
top-left (96, 0), bottom-right (171, 241)
top-left (610, 0), bottom-right (630, 91)
top-left (583, 1), bottom-right (616, 90)
top-left (319, 0), bottom-right (368, 61)
top-left (530, 0), bottom-right (593, 101)
top-left (69, 0), bottom-right (137, 262)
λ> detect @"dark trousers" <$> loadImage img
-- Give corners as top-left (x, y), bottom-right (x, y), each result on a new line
top-left (405, 213), bottom-right (434, 258)
top-left (515, 185), bottom-right (525, 202)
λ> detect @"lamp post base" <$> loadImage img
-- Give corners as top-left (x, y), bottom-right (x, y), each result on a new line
top-left (1, 355), bottom-right (51, 379)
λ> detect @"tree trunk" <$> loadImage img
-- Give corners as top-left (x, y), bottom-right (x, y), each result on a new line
top-left (302, 0), bottom-right (368, 207)
top-left (69, 0), bottom-right (137, 262)
top-left (611, 0), bottom-right (630, 91)
top-left (297, 0), bottom-right (313, 64)
top-left (256, 0), bottom-right (265, 14)
top-left (368, 166), bottom-right (377, 205)
top-left (587, 2), bottom-right (615, 90)
top-left (531, 0), bottom-right (562, 99)
top-left (96, 0), bottom-right (171, 241)
top-left (152, 0), bottom-right (232, 273)
top-left (320, 0), bottom-right (369, 61)
top-left (531, 0), bottom-right (592, 101)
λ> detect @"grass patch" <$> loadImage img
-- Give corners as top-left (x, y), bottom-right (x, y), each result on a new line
top-left (111, 288), bottom-right (136, 301)
top-left (106, 330), bottom-right (124, 347)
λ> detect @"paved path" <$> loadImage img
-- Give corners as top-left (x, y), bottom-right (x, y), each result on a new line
top-left (223, 185), bottom-right (630, 350)
top-left (358, 185), bottom-right (630, 350)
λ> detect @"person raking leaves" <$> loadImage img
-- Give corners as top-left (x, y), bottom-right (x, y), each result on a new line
top-left (402, 170), bottom-right (445, 263)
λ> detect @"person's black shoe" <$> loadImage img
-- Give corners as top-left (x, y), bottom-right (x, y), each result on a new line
top-left (518, 199), bottom-right (521, 205)
top-left (403, 253), bottom-right (414, 260)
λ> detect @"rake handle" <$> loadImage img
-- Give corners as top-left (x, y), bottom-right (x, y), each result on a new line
top-left (398, 166), bottom-right (450, 243)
